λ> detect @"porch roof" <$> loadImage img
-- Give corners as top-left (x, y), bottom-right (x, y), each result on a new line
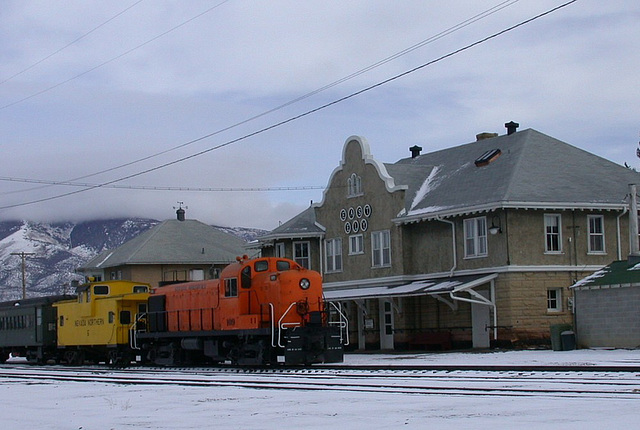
top-left (323, 273), bottom-right (497, 301)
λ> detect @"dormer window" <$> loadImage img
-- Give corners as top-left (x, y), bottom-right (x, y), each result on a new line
top-left (347, 173), bottom-right (362, 197)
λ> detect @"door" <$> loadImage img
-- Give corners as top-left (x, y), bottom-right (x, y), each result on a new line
top-left (379, 298), bottom-right (394, 350)
top-left (471, 290), bottom-right (491, 348)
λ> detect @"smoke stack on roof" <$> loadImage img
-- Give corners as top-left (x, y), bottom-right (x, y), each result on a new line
top-left (476, 132), bottom-right (498, 141)
top-left (176, 207), bottom-right (185, 221)
top-left (409, 145), bottom-right (422, 158)
top-left (505, 121), bottom-right (519, 135)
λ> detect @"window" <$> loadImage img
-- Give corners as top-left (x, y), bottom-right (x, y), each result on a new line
top-left (133, 285), bottom-right (148, 293)
top-left (255, 260), bottom-right (269, 272)
top-left (275, 242), bottom-right (285, 258)
top-left (371, 230), bottom-right (391, 267)
top-left (544, 214), bottom-right (562, 253)
top-left (120, 311), bottom-right (131, 325)
top-left (347, 173), bottom-right (362, 197)
top-left (94, 285), bottom-right (109, 295)
top-left (224, 278), bottom-right (238, 297)
top-left (190, 269), bottom-right (205, 281)
top-left (294, 241), bottom-right (310, 269)
top-left (349, 234), bottom-right (364, 255)
top-left (241, 266), bottom-right (252, 289)
top-left (547, 288), bottom-right (562, 312)
top-left (588, 215), bottom-right (605, 253)
top-left (464, 217), bottom-right (487, 258)
top-left (326, 238), bottom-right (343, 272)
top-left (276, 260), bottom-right (291, 271)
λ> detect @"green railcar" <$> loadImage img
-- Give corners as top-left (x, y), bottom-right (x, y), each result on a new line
top-left (0, 295), bottom-right (74, 363)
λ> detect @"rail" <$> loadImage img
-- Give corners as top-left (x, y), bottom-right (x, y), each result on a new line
top-left (328, 301), bottom-right (349, 346)
top-left (276, 302), bottom-right (301, 348)
top-left (129, 312), bottom-right (147, 351)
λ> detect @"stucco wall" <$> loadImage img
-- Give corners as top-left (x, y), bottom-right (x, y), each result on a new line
top-left (575, 287), bottom-right (640, 348)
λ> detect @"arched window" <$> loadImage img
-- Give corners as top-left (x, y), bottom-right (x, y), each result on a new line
top-left (347, 173), bottom-right (362, 197)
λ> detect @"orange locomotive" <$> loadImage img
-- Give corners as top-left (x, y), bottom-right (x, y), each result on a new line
top-left (136, 256), bottom-right (346, 365)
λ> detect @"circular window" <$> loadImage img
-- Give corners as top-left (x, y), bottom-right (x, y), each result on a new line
top-left (364, 204), bottom-right (372, 218)
top-left (344, 222), bottom-right (352, 234)
top-left (348, 207), bottom-right (355, 220)
top-left (360, 218), bottom-right (368, 232)
top-left (339, 208), bottom-right (347, 221)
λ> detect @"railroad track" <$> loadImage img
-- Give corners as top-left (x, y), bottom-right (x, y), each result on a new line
top-left (1, 364), bottom-right (639, 400)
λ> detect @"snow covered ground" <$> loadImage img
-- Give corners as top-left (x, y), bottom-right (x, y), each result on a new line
top-left (1, 349), bottom-right (639, 429)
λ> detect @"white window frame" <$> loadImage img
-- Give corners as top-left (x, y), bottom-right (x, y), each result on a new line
top-left (275, 242), bottom-right (285, 258)
top-left (294, 241), bottom-right (311, 269)
top-left (547, 288), bottom-right (562, 312)
top-left (325, 238), bottom-right (343, 273)
top-left (587, 215), bottom-right (605, 254)
top-left (464, 216), bottom-right (487, 258)
top-left (544, 214), bottom-right (562, 253)
top-left (371, 230), bottom-right (391, 268)
top-left (349, 234), bottom-right (364, 255)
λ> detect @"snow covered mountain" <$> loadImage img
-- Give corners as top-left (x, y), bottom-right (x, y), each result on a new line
top-left (0, 219), bottom-right (265, 301)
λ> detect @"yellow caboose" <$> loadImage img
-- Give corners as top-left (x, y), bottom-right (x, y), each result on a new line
top-left (54, 280), bottom-right (150, 365)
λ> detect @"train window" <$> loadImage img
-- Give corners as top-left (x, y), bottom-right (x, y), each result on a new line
top-left (241, 266), bottom-right (252, 289)
top-left (94, 285), bottom-right (109, 295)
top-left (276, 260), bottom-right (291, 271)
top-left (224, 278), bottom-right (238, 297)
top-left (59, 316), bottom-right (64, 327)
top-left (108, 312), bottom-right (115, 324)
top-left (133, 286), bottom-right (148, 293)
top-left (254, 260), bottom-right (269, 272)
top-left (120, 311), bottom-right (131, 325)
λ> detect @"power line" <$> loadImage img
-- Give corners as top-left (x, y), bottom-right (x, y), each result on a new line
top-left (0, 0), bottom-right (145, 86)
top-left (0, 176), bottom-right (324, 192)
top-left (0, 0), bottom-right (578, 211)
top-left (0, 0), bottom-right (232, 110)
top-left (1, 0), bottom-right (519, 198)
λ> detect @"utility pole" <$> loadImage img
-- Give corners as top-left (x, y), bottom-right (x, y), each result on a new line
top-left (11, 251), bottom-right (35, 299)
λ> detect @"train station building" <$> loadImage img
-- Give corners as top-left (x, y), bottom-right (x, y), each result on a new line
top-left (253, 122), bottom-right (640, 350)
top-left (78, 208), bottom-right (247, 287)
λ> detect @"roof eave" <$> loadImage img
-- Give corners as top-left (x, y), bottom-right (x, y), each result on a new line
top-left (394, 201), bottom-right (629, 225)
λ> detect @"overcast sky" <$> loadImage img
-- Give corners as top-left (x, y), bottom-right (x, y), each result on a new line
top-left (1, 0), bottom-right (638, 230)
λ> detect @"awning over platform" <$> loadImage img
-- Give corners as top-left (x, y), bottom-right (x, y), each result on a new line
top-left (323, 273), bottom-right (498, 301)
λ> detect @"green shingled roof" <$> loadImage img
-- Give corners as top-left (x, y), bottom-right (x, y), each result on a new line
top-left (572, 259), bottom-right (640, 290)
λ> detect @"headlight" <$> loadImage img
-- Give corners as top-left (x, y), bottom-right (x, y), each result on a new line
top-left (299, 278), bottom-right (310, 290)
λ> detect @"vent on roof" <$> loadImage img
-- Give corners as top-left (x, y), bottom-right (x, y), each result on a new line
top-left (505, 121), bottom-right (519, 135)
top-left (475, 148), bottom-right (501, 167)
top-left (476, 132), bottom-right (498, 141)
top-left (409, 145), bottom-right (422, 158)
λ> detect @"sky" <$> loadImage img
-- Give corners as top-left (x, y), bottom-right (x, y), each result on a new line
top-left (1, 0), bottom-right (639, 230)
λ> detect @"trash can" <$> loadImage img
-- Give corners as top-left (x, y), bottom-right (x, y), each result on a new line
top-left (561, 331), bottom-right (576, 351)
top-left (550, 324), bottom-right (572, 351)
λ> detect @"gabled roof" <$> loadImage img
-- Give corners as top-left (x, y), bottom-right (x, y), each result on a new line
top-left (571, 259), bottom-right (640, 290)
top-left (79, 219), bottom-right (247, 270)
top-left (256, 206), bottom-right (325, 242)
top-left (392, 128), bottom-right (640, 222)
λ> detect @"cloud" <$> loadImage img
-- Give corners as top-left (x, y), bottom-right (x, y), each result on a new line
top-left (1, 0), bottom-right (639, 228)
